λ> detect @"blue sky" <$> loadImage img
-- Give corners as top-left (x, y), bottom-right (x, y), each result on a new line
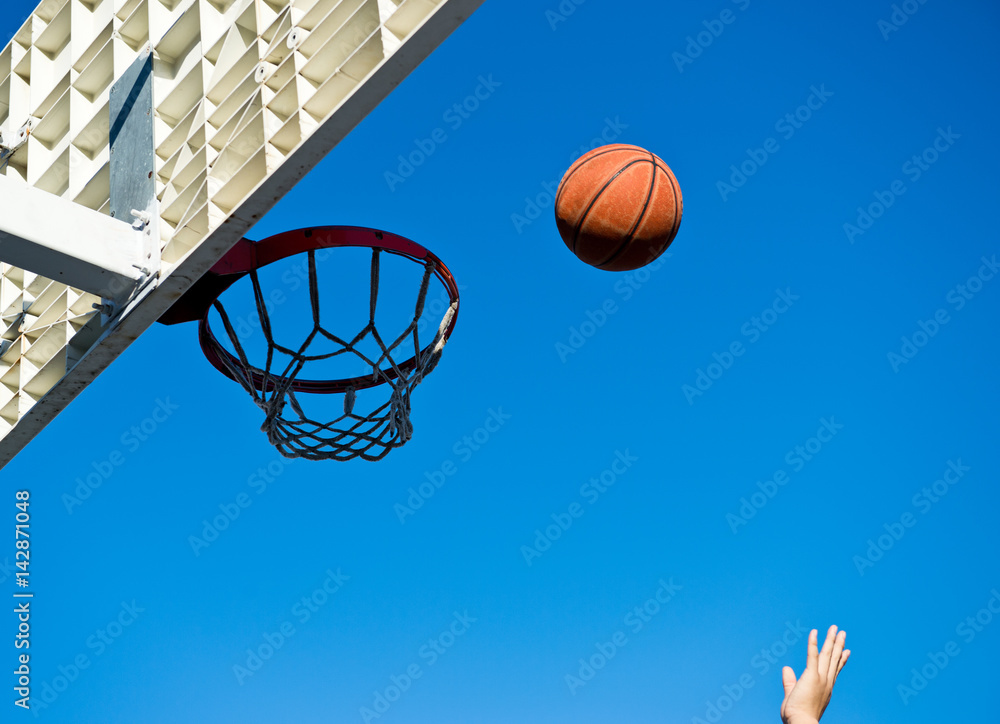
top-left (4, 0), bottom-right (1000, 722)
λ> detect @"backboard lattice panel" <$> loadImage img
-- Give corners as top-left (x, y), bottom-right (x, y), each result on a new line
top-left (0, 0), bottom-right (472, 454)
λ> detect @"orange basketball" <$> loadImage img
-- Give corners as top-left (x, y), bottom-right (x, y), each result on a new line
top-left (555, 144), bottom-right (682, 271)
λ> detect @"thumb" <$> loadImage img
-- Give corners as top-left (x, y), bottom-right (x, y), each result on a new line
top-left (781, 666), bottom-right (797, 697)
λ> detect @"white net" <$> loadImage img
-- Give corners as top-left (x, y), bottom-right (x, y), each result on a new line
top-left (205, 248), bottom-right (456, 461)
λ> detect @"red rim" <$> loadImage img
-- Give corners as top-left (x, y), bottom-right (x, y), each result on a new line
top-left (198, 226), bottom-right (459, 394)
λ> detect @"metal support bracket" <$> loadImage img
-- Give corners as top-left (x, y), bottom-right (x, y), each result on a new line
top-left (107, 44), bottom-right (160, 314)
top-left (0, 46), bottom-right (161, 318)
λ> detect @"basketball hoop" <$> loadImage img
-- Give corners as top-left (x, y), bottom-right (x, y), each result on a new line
top-left (161, 226), bottom-right (459, 461)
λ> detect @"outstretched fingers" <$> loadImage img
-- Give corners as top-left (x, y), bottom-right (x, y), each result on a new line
top-left (826, 630), bottom-right (847, 687)
top-left (817, 625), bottom-right (838, 677)
top-left (781, 625), bottom-right (851, 724)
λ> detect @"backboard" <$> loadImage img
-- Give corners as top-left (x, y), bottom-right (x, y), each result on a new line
top-left (0, 0), bottom-right (483, 468)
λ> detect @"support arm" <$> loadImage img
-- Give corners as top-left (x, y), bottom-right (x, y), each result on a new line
top-left (0, 174), bottom-right (146, 299)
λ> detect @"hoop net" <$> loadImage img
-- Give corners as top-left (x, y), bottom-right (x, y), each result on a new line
top-left (205, 247), bottom-right (456, 461)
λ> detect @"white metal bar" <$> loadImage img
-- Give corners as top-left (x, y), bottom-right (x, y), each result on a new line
top-left (0, 173), bottom-right (143, 298)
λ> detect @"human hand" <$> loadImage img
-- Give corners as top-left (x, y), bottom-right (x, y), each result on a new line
top-left (780, 625), bottom-right (850, 724)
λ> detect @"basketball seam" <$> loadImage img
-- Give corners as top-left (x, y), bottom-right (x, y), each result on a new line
top-left (571, 158), bottom-right (650, 255)
top-left (608, 160), bottom-right (682, 268)
top-left (596, 153), bottom-right (658, 269)
top-left (555, 145), bottom-right (643, 210)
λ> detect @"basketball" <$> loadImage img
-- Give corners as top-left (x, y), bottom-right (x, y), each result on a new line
top-left (554, 144), bottom-right (683, 271)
